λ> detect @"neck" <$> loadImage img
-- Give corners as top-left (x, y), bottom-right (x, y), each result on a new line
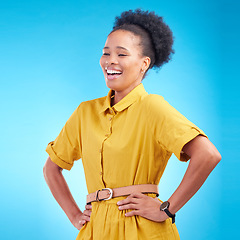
top-left (112, 93), bottom-right (124, 105)
top-left (111, 82), bottom-right (142, 106)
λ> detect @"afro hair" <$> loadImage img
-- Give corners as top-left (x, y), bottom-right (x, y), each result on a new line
top-left (112, 9), bottom-right (174, 69)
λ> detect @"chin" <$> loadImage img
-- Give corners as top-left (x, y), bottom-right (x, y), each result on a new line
top-left (105, 80), bottom-right (121, 91)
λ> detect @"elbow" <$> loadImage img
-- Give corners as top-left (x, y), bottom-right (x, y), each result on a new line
top-left (207, 148), bottom-right (222, 168)
top-left (43, 157), bottom-right (52, 183)
top-left (215, 151), bottom-right (222, 164)
top-left (43, 161), bottom-right (48, 182)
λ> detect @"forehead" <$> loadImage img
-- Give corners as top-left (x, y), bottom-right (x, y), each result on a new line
top-left (104, 30), bottom-right (141, 49)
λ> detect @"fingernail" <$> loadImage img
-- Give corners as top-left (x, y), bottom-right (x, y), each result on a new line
top-left (118, 206), bottom-right (122, 210)
top-left (117, 201), bottom-right (121, 205)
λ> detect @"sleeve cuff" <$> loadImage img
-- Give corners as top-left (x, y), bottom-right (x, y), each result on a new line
top-left (173, 127), bottom-right (208, 162)
top-left (46, 142), bottom-right (73, 170)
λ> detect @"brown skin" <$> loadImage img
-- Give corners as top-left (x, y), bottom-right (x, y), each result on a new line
top-left (100, 30), bottom-right (150, 105)
top-left (43, 157), bottom-right (91, 230)
top-left (43, 29), bottom-right (221, 230)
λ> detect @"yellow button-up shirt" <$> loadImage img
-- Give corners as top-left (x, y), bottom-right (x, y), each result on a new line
top-left (46, 83), bottom-right (207, 194)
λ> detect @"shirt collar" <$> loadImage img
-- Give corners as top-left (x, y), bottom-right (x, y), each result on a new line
top-left (100, 83), bottom-right (148, 114)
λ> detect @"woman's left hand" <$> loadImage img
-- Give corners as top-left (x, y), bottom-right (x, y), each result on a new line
top-left (117, 192), bottom-right (169, 222)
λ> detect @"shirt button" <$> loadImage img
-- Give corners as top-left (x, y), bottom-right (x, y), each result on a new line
top-left (109, 117), bottom-right (112, 121)
top-left (100, 171), bottom-right (103, 175)
top-left (110, 110), bottom-right (113, 114)
top-left (99, 149), bottom-right (102, 153)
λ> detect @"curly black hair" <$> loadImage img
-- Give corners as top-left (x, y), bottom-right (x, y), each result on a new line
top-left (111, 9), bottom-right (174, 70)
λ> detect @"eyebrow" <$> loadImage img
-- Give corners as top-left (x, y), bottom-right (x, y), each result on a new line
top-left (103, 46), bottom-right (130, 52)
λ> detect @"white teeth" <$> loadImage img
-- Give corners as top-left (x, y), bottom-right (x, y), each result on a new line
top-left (106, 69), bottom-right (122, 74)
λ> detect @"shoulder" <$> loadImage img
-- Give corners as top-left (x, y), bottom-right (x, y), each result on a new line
top-left (143, 94), bottom-right (165, 104)
top-left (79, 96), bottom-right (106, 108)
top-left (140, 93), bottom-right (183, 124)
top-left (141, 94), bottom-right (171, 113)
top-left (72, 96), bottom-right (107, 118)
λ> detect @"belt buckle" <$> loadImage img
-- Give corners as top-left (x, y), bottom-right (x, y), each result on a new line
top-left (96, 188), bottom-right (113, 201)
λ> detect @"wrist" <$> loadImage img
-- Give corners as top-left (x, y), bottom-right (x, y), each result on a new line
top-left (69, 210), bottom-right (83, 224)
top-left (160, 201), bottom-right (176, 224)
top-left (159, 208), bottom-right (169, 222)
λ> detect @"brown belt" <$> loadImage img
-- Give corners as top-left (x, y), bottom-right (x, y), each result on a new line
top-left (86, 184), bottom-right (159, 204)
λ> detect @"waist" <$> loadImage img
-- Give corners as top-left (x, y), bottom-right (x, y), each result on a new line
top-left (86, 184), bottom-right (159, 204)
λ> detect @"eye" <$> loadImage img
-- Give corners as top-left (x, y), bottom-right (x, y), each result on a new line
top-left (103, 53), bottom-right (110, 56)
top-left (118, 54), bottom-right (127, 57)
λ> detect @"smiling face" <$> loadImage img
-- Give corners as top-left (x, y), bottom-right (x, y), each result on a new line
top-left (100, 30), bottom-right (150, 96)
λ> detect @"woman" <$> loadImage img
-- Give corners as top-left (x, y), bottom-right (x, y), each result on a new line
top-left (43, 9), bottom-right (221, 239)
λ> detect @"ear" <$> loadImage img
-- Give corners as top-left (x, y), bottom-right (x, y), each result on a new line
top-left (141, 56), bottom-right (151, 72)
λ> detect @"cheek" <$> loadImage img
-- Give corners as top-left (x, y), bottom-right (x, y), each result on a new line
top-left (99, 56), bottom-right (104, 69)
top-left (127, 62), bottom-right (141, 75)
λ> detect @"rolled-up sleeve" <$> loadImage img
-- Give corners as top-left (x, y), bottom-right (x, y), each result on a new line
top-left (46, 104), bottom-right (82, 170)
top-left (146, 95), bottom-right (208, 162)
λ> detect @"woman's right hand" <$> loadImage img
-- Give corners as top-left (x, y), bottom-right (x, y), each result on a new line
top-left (72, 204), bottom-right (92, 230)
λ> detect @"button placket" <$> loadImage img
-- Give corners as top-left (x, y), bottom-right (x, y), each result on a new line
top-left (99, 110), bottom-right (115, 186)
top-left (105, 110), bottom-right (115, 138)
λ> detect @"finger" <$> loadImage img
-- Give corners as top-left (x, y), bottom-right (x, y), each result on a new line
top-left (82, 214), bottom-right (91, 222)
top-left (83, 210), bottom-right (92, 217)
top-left (129, 192), bottom-right (146, 199)
top-left (125, 210), bottom-right (140, 217)
top-left (118, 203), bottom-right (140, 211)
top-left (117, 196), bottom-right (141, 206)
top-left (79, 219), bottom-right (86, 226)
top-left (85, 204), bottom-right (92, 210)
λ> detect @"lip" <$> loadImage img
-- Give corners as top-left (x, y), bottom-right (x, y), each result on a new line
top-left (105, 67), bottom-right (123, 80)
top-left (106, 73), bottom-right (122, 80)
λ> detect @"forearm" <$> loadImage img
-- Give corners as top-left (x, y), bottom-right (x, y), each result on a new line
top-left (43, 159), bottom-right (82, 223)
top-left (168, 152), bottom-right (220, 214)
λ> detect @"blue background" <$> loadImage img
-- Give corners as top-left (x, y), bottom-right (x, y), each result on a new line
top-left (1, 0), bottom-right (239, 239)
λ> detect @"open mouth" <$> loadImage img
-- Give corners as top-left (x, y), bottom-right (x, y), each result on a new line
top-left (106, 69), bottom-right (122, 76)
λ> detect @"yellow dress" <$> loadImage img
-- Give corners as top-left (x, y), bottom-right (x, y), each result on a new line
top-left (46, 83), bottom-right (207, 240)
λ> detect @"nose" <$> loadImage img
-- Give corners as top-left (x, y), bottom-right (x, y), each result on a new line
top-left (107, 54), bottom-right (118, 65)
